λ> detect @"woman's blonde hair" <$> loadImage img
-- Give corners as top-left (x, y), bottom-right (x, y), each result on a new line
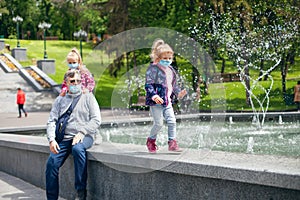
top-left (150, 39), bottom-right (174, 62)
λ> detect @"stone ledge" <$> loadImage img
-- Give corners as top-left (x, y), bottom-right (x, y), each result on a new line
top-left (0, 58), bottom-right (15, 73)
top-left (19, 68), bottom-right (45, 91)
top-left (4, 53), bottom-right (23, 70)
top-left (0, 133), bottom-right (299, 192)
top-left (0, 53), bottom-right (22, 73)
top-left (88, 143), bottom-right (300, 191)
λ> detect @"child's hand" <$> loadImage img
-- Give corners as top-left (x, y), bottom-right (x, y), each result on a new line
top-left (83, 88), bottom-right (89, 94)
top-left (60, 91), bottom-right (66, 96)
top-left (178, 89), bottom-right (187, 99)
top-left (153, 96), bottom-right (164, 104)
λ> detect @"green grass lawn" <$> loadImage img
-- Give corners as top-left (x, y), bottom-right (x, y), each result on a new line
top-left (200, 57), bottom-right (300, 112)
top-left (1, 39), bottom-right (299, 111)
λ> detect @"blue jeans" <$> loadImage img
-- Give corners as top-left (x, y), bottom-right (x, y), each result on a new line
top-left (45, 135), bottom-right (93, 200)
top-left (149, 104), bottom-right (176, 140)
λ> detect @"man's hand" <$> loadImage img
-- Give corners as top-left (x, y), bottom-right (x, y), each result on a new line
top-left (49, 140), bottom-right (60, 154)
top-left (72, 132), bottom-right (84, 145)
top-left (153, 96), bottom-right (164, 104)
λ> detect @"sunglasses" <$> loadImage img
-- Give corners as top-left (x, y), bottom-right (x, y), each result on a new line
top-left (69, 79), bottom-right (81, 84)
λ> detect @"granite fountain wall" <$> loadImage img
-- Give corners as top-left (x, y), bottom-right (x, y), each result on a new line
top-left (0, 133), bottom-right (299, 200)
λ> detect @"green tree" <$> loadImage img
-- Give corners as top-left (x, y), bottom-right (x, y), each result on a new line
top-left (128, 0), bottom-right (199, 34)
top-left (0, 1), bottom-right (9, 37)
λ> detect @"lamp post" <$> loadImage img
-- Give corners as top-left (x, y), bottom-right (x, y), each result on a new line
top-left (0, 13), bottom-right (2, 34)
top-left (38, 22), bottom-right (51, 59)
top-left (73, 29), bottom-right (87, 60)
top-left (0, 13), bottom-right (2, 37)
top-left (12, 16), bottom-right (23, 48)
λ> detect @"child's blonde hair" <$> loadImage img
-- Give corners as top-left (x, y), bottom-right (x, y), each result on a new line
top-left (150, 39), bottom-right (174, 62)
top-left (66, 48), bottom-right (89, 73)
top-left (67, 48), bottom-right (83, 66)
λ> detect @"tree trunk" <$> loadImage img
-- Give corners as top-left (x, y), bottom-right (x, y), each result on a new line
top-left (281, 53), bottom-right (288, 97)
top-left (288, 47), bottom-right (296, 65)
top-left (245, 65), bottom-right (251, 106)
top-left (258, 59), bottom-right (263, 81)
top-left (221, 57), bottom-right (225, 73)
top-left (126, 52), bottom-right (131, 107)
top-left (191, 43), bottom-right (200, 92)
top-left (203, 53), bottom-right (210, 94)
top-left (133, 51), bottom-right (140, 97)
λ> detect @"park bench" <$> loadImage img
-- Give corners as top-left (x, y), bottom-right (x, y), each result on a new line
top-left (130, 96), bottom-right (149, 110)
top-left (46, 36), bottom-right (59, 40)
top-left (211, 72), bottom-right (241, 83)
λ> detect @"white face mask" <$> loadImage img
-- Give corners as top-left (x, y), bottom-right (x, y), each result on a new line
top-left (69, 84), bottom-right (81, 94)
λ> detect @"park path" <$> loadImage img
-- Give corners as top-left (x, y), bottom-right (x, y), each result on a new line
top-left (0, 57), bottom-right (63, 198)
top-left (0, 62), bottom-right (57, 113)
top-left (0, 171), bottom-right (66, 200)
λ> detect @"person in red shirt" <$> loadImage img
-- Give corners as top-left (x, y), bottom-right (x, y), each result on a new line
top-left (16, 88), bottom-right (28, 118)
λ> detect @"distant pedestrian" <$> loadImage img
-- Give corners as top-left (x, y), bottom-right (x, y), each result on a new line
top-left (145, 39), bottom-right (187, 153)
top-left (60, 48), bottom-right (95, 96)
top-left (294, 81), bottom-right (300, 111)
top-left (16, 88), bottom-right (28, 118)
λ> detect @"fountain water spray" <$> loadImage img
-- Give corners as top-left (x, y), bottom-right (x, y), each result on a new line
top-left (246, 137), bottom-right (254, 154)
top-left (226, 29), bottom-right (283, 129)
top-left (190, 8), bottom-right (298, 130)
top-left (229, 116), bottom-right (234, 124)
top-left (278, 115), bottom-right (284, 125)
top-left (87, 27), bottom-right (226, 173)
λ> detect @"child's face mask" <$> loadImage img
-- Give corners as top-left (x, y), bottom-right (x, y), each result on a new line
top-left (68, 63), bottom-right (79, 69)
top-left (159, 60), bottom-right (172, 67)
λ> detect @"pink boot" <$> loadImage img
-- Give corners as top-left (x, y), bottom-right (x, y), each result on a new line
top-left (146, 138), bottom-right (158, 153)
top-left (168, 139), bottom-right (181, 152)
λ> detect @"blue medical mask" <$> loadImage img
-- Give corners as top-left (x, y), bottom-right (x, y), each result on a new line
top-left (159, 60), bottom-right (172, 67)
top-left (69, 85), bottom-right (81, 94)
top-left (68, 63), bottom-right (79, 69)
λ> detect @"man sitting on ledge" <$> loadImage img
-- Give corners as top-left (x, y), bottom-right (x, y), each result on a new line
top-left (45, 70), bottom-right (101, 200)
